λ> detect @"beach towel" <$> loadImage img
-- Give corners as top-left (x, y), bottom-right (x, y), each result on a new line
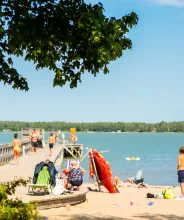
top-left (33, 161), bottom-right (46, 184)
top-left (36, 166), bottom-right (50, 185)
top-left (47, 162), bottom-right (58, 187)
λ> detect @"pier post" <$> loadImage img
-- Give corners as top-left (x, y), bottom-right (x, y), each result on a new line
top-left (42, 129), bottom-right (45, 147)
top-left (23, 145), bottom-right (25, 156)
top-left (90, 148), bottom-right (101, 192)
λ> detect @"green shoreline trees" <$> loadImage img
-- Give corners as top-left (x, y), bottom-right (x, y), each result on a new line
top-left (1, 121), bottom-right (184, 132)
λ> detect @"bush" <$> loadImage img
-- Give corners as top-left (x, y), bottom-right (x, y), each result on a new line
top-left (0, 178), bottom-right (38, 220)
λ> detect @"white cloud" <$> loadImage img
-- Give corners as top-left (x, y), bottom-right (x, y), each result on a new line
top-left (153, 0), bottom-right (184, 7)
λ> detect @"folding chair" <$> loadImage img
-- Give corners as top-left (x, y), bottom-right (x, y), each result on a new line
top-left (133, 170), bottom-right (144, 184)
top-left (28, 166), bottom-right (52, 195)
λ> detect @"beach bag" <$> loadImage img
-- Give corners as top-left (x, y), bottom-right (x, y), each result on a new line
top-left (155, 193), bottom-right (164, 199)
top-left (162, 188), bottom-right (174, 199)
top-left (147, 193), bottom-right (154, 198)
top-left (52, 179), bottom-right (64, 195)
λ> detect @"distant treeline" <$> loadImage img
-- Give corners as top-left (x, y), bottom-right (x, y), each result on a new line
top-left (1, 121), bottom-right (184, 132)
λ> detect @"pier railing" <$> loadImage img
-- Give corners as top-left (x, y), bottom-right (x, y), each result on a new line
top-left (0, 140), bottom-right (31, 165)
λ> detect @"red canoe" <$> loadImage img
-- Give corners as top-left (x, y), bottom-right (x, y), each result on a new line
top-left (90, 149), bottom-right (116, 193)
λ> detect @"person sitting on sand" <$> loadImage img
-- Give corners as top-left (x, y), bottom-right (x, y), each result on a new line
top-left (62, 170), bottom-right (70, 189)
top-left (113, 176), bottom-right (124, 187)
top-left (69, 161), bottom-right (85, 191)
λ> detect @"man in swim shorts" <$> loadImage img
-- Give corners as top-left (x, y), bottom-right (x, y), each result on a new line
top-left (48, 133), bottom-right (54, 156)
top-left (30, 129), bottom-right (38, 153)
top-left (177, 146), bottom-right (184, 198)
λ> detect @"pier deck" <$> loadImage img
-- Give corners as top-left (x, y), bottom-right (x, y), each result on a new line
top-left (0, 143), bottom-right (87, 209)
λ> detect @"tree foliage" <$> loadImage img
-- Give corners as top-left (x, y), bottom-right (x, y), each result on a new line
top-left (0, 178), bottom-right (38, 220)
top-left (0, 0), bottom-right (138, 91)
top-left (1, 120), bottom-right (184, 132)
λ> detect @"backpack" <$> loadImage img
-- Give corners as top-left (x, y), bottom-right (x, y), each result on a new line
top-left (162, 188), bottom-right (174, 199)
top-left (52, 179), bottom-right (65, 195)
top-left (147, 193), bottom-right (154, 198)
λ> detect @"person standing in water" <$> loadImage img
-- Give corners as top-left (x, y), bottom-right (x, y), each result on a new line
top-left (12, 133), bottom-right (21, 165)
top-left (177, 146), bottom-right (184, 198)
top-left (48, 133), bottom-right (55, 156)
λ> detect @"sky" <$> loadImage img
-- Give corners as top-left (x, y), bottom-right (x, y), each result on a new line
top-left (0, 0), bottom-right (184, 123)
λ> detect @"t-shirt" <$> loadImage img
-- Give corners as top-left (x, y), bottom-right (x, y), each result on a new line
top-left (70, 168), bottom-right (83, 181)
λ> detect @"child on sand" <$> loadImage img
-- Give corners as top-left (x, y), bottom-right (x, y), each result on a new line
top-left (177, 146), bottom-right (184, 198)
top-left (48, 133), bottom-right (54, 156)
top-left (12, 133), bottom-right (21, 165)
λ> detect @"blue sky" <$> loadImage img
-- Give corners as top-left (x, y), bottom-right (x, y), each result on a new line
top-left (0, 0), bottom-right (184, 123)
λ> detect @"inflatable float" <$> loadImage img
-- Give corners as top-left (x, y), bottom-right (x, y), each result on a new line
top-left (126, 157), bottom-right (140, 161)
top-left (89, 149), bottom-right (116, 193)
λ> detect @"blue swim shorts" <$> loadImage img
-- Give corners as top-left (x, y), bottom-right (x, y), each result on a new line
top-left (178, 170), bottom-right (184, 183)
top-left (49, 143), bottom-right (54, 149)
top-left (70, 180), bottom-right (83, 187)
top-left (31, 141), bottom-right (38, 148)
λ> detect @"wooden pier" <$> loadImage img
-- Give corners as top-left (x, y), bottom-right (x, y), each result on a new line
top-left (0, 133), bottom-right (87, 209)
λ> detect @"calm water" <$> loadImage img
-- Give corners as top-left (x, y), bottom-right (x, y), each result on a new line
top-left (1, 132), bottom-right (183, 186)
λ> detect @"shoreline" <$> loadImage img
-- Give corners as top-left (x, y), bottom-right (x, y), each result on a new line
top-left (2, 131), bottom-right (184, 134)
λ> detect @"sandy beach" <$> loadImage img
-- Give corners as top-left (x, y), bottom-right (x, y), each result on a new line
top-left (39, 184), bottom-right (184, 220)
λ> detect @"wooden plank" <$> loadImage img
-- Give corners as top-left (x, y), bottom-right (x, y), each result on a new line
top-left (64, 146), bottom-right (76, 159)
top-left (90, 149), bottom-right (101, 192)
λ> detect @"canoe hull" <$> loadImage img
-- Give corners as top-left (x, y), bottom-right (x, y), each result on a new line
top-left (92, 149), bottom-right (116, 193)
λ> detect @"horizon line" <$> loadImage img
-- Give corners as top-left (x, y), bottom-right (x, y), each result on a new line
top-left (0, 120), bottom-right (184, 124)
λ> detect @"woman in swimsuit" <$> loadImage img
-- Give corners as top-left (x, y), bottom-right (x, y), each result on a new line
top-left (55, 133), bottom-right (59, 145)
top-left (12, 133), bottom-right (21, 165)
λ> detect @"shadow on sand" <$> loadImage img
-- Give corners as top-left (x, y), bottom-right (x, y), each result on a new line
top-left (39, 213), bottom-right (184, 220)
top-left (39, 214), bottom-right (124, 220)
top-left (132, 213), bottom-right (184, 220)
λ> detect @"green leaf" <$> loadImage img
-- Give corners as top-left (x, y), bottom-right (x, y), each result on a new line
top-left (0, 0), bottom-right (138, 91)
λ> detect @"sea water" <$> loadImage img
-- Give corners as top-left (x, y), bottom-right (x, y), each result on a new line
top-left (0, 132), bottom-right (182, 186)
